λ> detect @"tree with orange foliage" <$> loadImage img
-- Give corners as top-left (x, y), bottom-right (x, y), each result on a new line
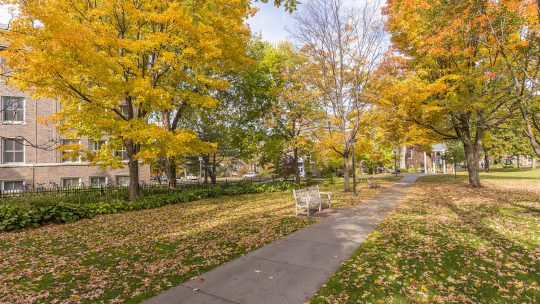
top-left (384, 0), bottom-right (528, 187)
top-left (480, 1), bottom-right (540, 158)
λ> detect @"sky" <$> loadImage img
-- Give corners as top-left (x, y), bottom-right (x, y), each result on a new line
top-left (0, 6), bottom-right (11, 25)
top-left (248, 0), bottom-right (371, 43)
top-left (248, 2), bottom-right (300, 43)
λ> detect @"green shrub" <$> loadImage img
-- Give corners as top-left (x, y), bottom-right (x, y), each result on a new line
top-left (0, 181), bottom-right (300, 231)
top-left (323, 175), bottom-right (338, 185)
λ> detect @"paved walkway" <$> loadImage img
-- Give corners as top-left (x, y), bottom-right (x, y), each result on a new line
top-left (143, 174), bottom-right (421, 304)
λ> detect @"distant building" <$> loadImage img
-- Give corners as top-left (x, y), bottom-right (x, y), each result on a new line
top-left (398, 144), bottom-right (449, 174)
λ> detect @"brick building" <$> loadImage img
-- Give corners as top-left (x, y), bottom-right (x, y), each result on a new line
top-left (398, 144), bottom-right (450, 174)
top-left (0, 82), bottom-right (151, 192)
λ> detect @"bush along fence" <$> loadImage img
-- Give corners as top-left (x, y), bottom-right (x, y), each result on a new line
top-left (0, 177), bottom-right (283, 199)
top-left (0, 181), bottom-right (300, 232)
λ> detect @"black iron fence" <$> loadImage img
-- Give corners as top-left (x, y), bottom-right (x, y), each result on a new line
top-left (0, 177), bottom-right (283, 200)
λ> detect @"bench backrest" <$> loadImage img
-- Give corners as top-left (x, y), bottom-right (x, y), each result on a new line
top-left (307, 186), bottom-right (320, 200)
top-left (293, 186), bottom-right (320, 205)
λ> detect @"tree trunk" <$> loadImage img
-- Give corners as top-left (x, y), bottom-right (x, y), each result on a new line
top-left (517, 155), bottom-right (520, 168)
top-left (520, 105), bottom-right (540, 158)
top-left (533, 158), bottom-right (537, 170)
top-left (126, 140), bottom-right (140, 201)
top-left (293, 148), bottom-right (301, 185)
top-left (203, 155), bottom-right (209, 184)
top-left (210, 154), bottom-right (217, 184)
top-left (463, 142), bottom-right (482, 188)
top-left (400, 146), bottom-right (407, 169)
top-left (484, 150), bottom-right (490, 172)
top-left (343, 151), bottom-right (350, 192)
top-left (165, 157), bottom-right (177, 187)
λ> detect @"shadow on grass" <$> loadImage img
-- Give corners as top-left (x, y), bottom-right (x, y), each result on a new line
top-left (420, 172), bottom-right (540, 183)
top-left (312, 182), bottom-right (540, 304)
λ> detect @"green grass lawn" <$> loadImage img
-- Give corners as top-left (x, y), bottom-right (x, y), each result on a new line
top-left (424, 167), bottom-right (540, 181)
top-left (0, 179), bottom-right (395, 303)
top-left (312, 169), bottom-right (540, 303)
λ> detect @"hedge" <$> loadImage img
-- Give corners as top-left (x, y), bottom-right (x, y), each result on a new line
top-left (0, 181), bottom-right (298, 231)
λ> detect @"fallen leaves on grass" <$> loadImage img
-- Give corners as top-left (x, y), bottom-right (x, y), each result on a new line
top-left (312, 176), bottom-right (540, 304)
top-left (0, 180), bottom-right (391, 303)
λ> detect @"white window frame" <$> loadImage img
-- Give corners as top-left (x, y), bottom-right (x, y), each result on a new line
top-left (115, 147), bottom-right (129, 161)
top-left (1, 96), bottom-right (25, 124)
top-left (1, 180), bottom-right (25, 193)
top-left (115, 175), bottom-right (130, 186)
top-left (89, 176), bottom-right (107, 187)
top-left (60, 139), bottom-right (81, 163)
top-left (61, 177), bottom-right (82, 188)
top-left (2, 138), bottom-right (25, 164)
top-left (89, 140), bottom-right (106, 153)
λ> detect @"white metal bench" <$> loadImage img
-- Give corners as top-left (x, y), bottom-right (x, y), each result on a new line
top-left (293, 186), bottom-right (332, 217)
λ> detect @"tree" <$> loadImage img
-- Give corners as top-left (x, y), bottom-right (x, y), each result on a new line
top-left (260, 42), bottom-right (322, 184)
top-left (442, 140), bottom-right (466, 176)
top-left (484, 121), bottom-right (534, 169)
top-left (480, 1), bottom-right (540, 159)
top-left (258, 0), bottom-right (300, 12)
top-left (0, 0), bottom-right (257, 200)
top-left (384, 0), bottom-right (518, 187)
top-left (290, 0), bottom-right (386, 192)
top-left (172, 38), bottom-right (278, 184)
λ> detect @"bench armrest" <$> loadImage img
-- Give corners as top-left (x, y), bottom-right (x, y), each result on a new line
top-left (319, 192), bottom-right (331, 198)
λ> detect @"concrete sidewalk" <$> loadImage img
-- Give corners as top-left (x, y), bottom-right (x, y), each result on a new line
top-left (143, 174), bottom-right (421, 304)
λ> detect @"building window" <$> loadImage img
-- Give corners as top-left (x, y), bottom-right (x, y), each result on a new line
top-left (61, 177), bottom-right (81, 188)
top-left (2, 138), bottom-right (24, 163)
top-left (90, 176), bottom-right (107, 187)
top-left (116, 176), bottom-right (130, 186)
top-left (89, 140), bottom-right (105, 152)
top-left (60, 139), bottom-right (81, 163)
top-left (115, 147), bottom-right (129, 161)
top-left (408, 150), bottom-right (414, 160)
top-left (1, 180), bottom-right (24, 192)
top-left (1, 96), bottom-right (24, 123)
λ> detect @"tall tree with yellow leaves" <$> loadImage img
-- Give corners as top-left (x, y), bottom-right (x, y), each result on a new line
top-left (0, 0), bottom-right (273, 200)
